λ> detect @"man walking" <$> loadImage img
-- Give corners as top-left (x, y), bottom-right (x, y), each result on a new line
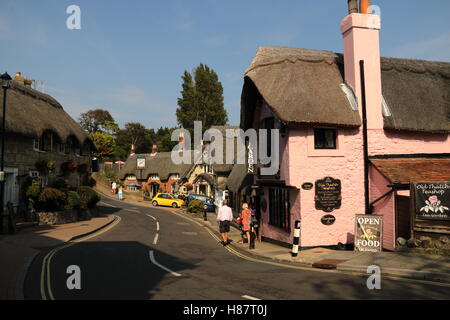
top-left (217, 199), bottom-right (233, 246)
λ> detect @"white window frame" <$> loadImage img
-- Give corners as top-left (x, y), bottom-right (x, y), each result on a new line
top-left (59, 143), bottom-right (66, 154)
top-left (33, 138), bottom-right (43, 152)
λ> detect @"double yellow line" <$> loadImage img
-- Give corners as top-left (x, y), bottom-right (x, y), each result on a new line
top-left (40, 215), bottom-right (121, 300)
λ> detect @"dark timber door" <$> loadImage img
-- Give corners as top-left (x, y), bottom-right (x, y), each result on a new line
top-left (396, 195), bottom-right (411, 240)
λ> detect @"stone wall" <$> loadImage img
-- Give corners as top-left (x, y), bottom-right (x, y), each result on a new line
top-left (37, 207), bottom-right (100, 225)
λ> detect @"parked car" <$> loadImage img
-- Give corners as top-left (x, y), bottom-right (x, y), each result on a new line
top-left (151, 193), bottom-right (185, 208)
top-left (186, 194), bottom-right (215, 212)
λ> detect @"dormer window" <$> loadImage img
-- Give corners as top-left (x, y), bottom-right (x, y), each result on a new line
top-left (149, 174), bottom-right (160, 180)
top-left (171, 174), bottom-right (180, 180)
top-left (314, 128), bottom-right (337, 150)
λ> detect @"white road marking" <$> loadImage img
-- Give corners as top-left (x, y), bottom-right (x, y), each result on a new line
top-left (146, 214), bottom-right (156, 220)
top-left (153, 233), bottom-right (159, 245)
top-left (149, 250), bottom-right (182, 277)
top-left (99, 202), bottom-right (116, 208)
top-left (125, 209), bottom-right (140, 213)
top-left (242, 295), bottom-right (261, 300)
top-left (156, 221), bottom-right (160, 231)
top-left (182, 232), bottom-right (198, 236)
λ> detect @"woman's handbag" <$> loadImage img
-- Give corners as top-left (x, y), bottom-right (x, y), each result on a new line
top-left (236, 217), bottom-right (243, 225)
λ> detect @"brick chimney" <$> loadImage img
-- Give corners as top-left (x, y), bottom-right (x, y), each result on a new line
top-left (341, 0), bottom-right (383, 129)
top-left (13, 72), bottom-right (32, 87)
top-left (178, 132), bottom-right (185, 151)
top-left (151, 144), bottom-right (158, 154)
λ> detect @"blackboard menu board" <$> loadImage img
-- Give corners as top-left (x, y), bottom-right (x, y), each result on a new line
top-left (354, 214), bottom-right (383, 252)
top-left (413, 181), bottom-right (450, 221)
top-left (315, 177), bottom-right (341, 212)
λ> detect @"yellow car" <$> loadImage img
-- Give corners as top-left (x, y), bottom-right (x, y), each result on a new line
top-left (151, 193), bottom-right (184, 208)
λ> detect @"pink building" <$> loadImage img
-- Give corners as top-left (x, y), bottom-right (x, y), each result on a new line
top-left (239, 4), bottom-right (450, 250)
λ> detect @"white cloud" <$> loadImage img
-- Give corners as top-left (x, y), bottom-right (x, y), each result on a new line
top-left (390, 31), bottom-right (450, 61)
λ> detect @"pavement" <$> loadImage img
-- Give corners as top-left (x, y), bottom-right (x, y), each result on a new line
top-left (0, 214), bottom-right (116, 300)
top-left (94, 185), bottom-right (450, 285)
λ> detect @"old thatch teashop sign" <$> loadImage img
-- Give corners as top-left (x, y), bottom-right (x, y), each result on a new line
top-left (354, 215), bottom-right (383, 252)
top-left (315, 177), bottom-right (341, 212)
top-left (413, 181), bottom-right (450, 221)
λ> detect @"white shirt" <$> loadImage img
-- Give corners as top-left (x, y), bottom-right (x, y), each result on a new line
top-left (217, 205), bottom-right (233, 222)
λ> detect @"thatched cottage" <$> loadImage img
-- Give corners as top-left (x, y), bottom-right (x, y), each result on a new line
top-left (0, 74), bottom-right (94, 212)
top-left (118, 148), bottom-right (193, 197)
top-left (239, 2), bottom-right (450, 249)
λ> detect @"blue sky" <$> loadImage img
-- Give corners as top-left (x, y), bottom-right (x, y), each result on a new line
top-left (1, 0), bottom-right (449, 129)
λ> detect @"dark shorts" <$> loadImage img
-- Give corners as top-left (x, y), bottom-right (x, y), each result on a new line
top-left (219, 220), bottom-right (230, 233)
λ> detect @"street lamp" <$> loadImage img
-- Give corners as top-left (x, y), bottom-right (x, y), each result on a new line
top-left (0, 72), bottom-right (12, 233)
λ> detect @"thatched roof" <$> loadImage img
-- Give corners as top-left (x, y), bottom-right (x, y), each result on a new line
top-left (118, 152), bottom-right (194, 181)
top-left (225, 164), bottom-right (250, 193)
top-left (241, 47), bottom-right (361, 129)
top-left (380, 57), bottom-right (450, 133)
top-left (0, 81), bottom-right (90, 144)
top-left (193, 173), bottom-right (215, 185)
top-left (241, 46), bottom-right (450, 133)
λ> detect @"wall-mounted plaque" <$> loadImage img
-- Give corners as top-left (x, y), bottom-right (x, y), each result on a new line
top-left (302, 182), bottom-right (313, 190)
top-left (321, 214), bottom-right (336, 225)
top-left (315, 177), bottom-right (341, 212)
top-left (413, 181), bottom-right (450, 221)
top-left (354, 214), bottom-right (383, 252)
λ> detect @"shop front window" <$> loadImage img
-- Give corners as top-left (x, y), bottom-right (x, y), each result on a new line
top-left (268, 187), bottom-right (290, 231)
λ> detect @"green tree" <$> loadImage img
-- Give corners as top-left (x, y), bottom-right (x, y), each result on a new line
top-left (79, 109), bottom-right (115, 134)
top-left (155, 127), bottom-right (178, 152)
top-left (116, 122), bottom-right (155, 156)
top-left (90, 131), bottom-right (116, 159)
top-left (176, 64), bottom-right (228, 135)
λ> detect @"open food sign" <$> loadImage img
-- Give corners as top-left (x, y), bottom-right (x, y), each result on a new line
top-left (354, 215), bottom-right (383, 252)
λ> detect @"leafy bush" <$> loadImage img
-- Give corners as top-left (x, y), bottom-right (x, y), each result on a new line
top-left (38, 188), bottom-right (67, 211)
top-left (50, 178), bottom-right (69, 191)
top-left (77, 186), bottom-right (100, 208)
top-left (26, 180), bottom-right (42, 200)
top-left (65, 191), bottom-right (82, 210)
top-left (188, 199), bottom-right (204, 213)
top-left (82, 176), bottom-right (97, 188)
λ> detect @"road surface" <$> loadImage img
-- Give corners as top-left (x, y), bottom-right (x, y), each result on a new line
top-left (24, 196), bottom-right (450, 300)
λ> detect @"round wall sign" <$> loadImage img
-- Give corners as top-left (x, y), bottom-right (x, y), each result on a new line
top-left (321, 214), bottom-right (336, 225)
top-left (302, 182), bottom-right (313, 190)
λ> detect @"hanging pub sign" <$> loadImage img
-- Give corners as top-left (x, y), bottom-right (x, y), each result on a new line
top-left (354, 214), bottom-right (383, 252)
top-left (315, 176), bottom-right (341, 212)
top-left (413, 181), bottom-right (450, 221)
top-left (136, 156), bottom-right (146, 169)
top-left (321, 214), bottom-right (336, 225)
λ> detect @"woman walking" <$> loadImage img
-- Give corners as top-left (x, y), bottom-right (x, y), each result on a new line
top-left (240, 203), bottom-right (253, 249)
top-left (118, 186), bottom-right (124, 201)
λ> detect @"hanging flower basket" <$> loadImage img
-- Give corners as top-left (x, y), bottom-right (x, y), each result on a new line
top-left (61, 160), bottom-right (77, 174)
top-left (47, 160), bottom-right (56, 174)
